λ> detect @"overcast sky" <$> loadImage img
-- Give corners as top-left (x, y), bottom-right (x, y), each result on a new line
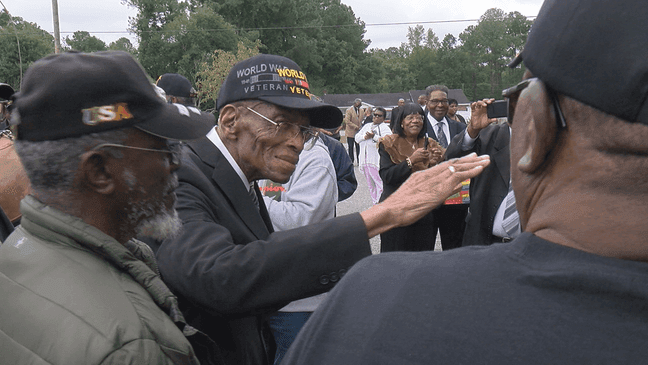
top-left (1, 0), bottom-right (544, 50)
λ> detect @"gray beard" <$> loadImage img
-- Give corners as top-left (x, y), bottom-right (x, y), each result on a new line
top-left (135, 208), bottom-right (183, 241)
top-left (125, 171), bottom-right (182, 240)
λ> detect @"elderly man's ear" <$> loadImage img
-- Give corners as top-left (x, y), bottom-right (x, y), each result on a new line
top-left (79, 152), bottom-right (116, 195)
top-left (512, 79), bottom-right (561, 174)
top-left (218, 104), bottom-right (240, 141)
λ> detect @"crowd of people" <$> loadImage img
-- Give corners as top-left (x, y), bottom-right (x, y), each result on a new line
top-left (1, 0), bottom-right (648, 363)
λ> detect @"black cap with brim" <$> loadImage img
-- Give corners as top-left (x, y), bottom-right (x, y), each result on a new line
top-left (13, 51), bottom-right (214, 141)
top-left (509, 0), bottom-right (648, 124)
top-left (217, 54), bottom-right (342, 129)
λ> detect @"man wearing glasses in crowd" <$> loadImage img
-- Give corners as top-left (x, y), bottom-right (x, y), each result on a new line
top-left (152, 54), bottom-right (490, 365)
top-left (282, 0), bottom-right (648, 363)
top-left (425, 85), bottom-right (469, 251)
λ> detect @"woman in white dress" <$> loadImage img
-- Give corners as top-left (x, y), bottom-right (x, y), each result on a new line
top-left (355, 107), bottom-right (392, 204)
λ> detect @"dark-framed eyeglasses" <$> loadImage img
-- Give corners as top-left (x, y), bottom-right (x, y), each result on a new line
top-left (90, 142), bottom-right (182, 165)
top-left (373, 113), bottom-right (384, 118)
top-left (428, 99), bottom-right (449, 106)
top-left (502, 77), bottom-right (567, 128)
top-left (245, 107), bottom-right (319, 150)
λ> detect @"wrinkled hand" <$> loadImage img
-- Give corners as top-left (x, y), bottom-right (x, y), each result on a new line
top-left (365, 131), bottom-right (375, 140)
top-left (361, 153), bottom-right (490, 238)
top-left (468, 98), bottom-right (497, 138)
top-left (409, 148), bottom-right (431, 165)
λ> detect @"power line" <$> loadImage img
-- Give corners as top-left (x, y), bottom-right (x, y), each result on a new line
top-left (1, 16), bottom-right (537, 36)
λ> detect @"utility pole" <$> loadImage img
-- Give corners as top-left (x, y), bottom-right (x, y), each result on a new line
top-left (51, 0), bottom-right (61, 53)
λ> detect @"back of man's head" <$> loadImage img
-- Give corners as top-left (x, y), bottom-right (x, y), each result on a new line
top-left (512, 0), bottom-right (647, 125)
top-left (509, 0), bottom-right (648, 252)
top-left (156, 73), bottom-right (197, 106)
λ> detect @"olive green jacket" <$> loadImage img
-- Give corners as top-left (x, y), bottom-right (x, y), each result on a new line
top-left (0, 196), bottom-right (200, 365)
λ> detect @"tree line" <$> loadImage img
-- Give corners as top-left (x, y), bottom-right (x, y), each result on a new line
top-left (0, 0), bottom-right (532, 107)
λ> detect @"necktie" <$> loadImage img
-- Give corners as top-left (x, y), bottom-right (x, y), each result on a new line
top-left (502, 179), bottom-right (520, 237)
top-left (249, 183), bottom-right (260, 210)
top-left (436, 123), bottom-right (448, 148)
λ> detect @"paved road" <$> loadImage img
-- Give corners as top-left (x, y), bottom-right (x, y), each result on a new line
top-left (335, 164), bottom-right (442, 254)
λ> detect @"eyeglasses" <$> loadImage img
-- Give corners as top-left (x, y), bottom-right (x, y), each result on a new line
top-left (404, 114), bottom-right (424, 122)
top-left (373, 113), bottom-right (384, 118)
top-left (428, 99), bottom-right (449, 106)
top-left (246, 107), bottom-right (319, 150)
top-left (91, 142), bottom-right (182, 165)
top-left (502, 77), bottom-right (567, 128)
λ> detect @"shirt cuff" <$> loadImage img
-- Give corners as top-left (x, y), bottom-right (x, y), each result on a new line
top-left (461, 129), bottom-right (478, 151)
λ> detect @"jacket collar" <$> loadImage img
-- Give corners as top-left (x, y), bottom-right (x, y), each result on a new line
top-left (18, 195), bottom-right (195, 334)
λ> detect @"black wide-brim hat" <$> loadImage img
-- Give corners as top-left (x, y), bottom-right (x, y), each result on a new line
top-left (13, 51), bottom-right (214, 141)
top-left (216, 54), bottom-right (342, 129)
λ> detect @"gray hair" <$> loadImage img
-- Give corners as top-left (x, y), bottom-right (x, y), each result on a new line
top-left (425, 85), bottom-right (449, 97)
top-left (14, 129), bottom-right (129, 195)
top-left (354, 98), bottom-right (362, 103)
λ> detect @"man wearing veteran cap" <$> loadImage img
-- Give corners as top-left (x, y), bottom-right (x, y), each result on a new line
top-left (0, 51), bottom-right (216, 364)
top-left (282, 1), bottom-right (648, 363)
top-left (152, 53), bottom-right (490, 365)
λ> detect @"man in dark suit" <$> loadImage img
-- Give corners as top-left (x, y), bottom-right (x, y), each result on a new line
top-left (445, 119), bottom-right (520, 246)
top-left (424, 85), bottom-right (468, 250)
top-left (152, 54), bottom-right (491, 365)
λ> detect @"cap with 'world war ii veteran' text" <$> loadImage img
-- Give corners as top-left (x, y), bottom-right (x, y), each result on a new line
top-left (216, 54), bottom-right (342, 129)
top-left (12, 51), bottom-right (214, 141)
top-left (509, 0), bottom-right (648, 124)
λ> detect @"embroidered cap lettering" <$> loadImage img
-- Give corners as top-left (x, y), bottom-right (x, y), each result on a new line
top-left (82, 103), bottom-right (134, 126)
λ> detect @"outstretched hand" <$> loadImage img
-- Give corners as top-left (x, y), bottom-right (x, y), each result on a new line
top-left (361, 153), bottom-right (490, 238)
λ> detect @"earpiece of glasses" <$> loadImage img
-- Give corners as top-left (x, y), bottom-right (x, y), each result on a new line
top-left (246, 107), bottom-right (320, 150)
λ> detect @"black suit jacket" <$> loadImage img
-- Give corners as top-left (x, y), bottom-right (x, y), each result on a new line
top-left (425, 115), bottom-right (466, 144)
top-left (154, 137), bottom-right (371, 365)
top-left (445, 123), bottom-right (511, 246)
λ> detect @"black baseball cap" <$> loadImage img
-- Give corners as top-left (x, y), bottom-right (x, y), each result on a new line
top-left (216, 54), bottom-right (342, 129)
top-left (12, 51), bottom-right (214, 141)
top-left (0, 83), bottom-right (14, 101)
top-left (509, 0), bottom-right (648, 124)
top-left (156, 73), bottom-right (195, 98)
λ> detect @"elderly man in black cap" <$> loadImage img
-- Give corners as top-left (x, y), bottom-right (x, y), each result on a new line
top-left (0, 51), bottom-right (216, 364)
top-left (152, 53), bottom-right (490, 365)
top-left (282, 0), bottom-right (648, 363)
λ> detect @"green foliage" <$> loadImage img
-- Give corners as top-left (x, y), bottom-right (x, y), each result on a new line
top-left (195, 40), bottom-right (261, 108)
top-left (0, 13), bottom-right (54, 88)
top-left (125, 0), bottom-right (245, 81)
top-left (108, 37), bottom-right (138, 56)
top-left (3, 2), bottom-right (532, 104)
top-left (459, 9), bottom-right (531, 99)
top-left (64, 31), bottom-right (107, 52)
